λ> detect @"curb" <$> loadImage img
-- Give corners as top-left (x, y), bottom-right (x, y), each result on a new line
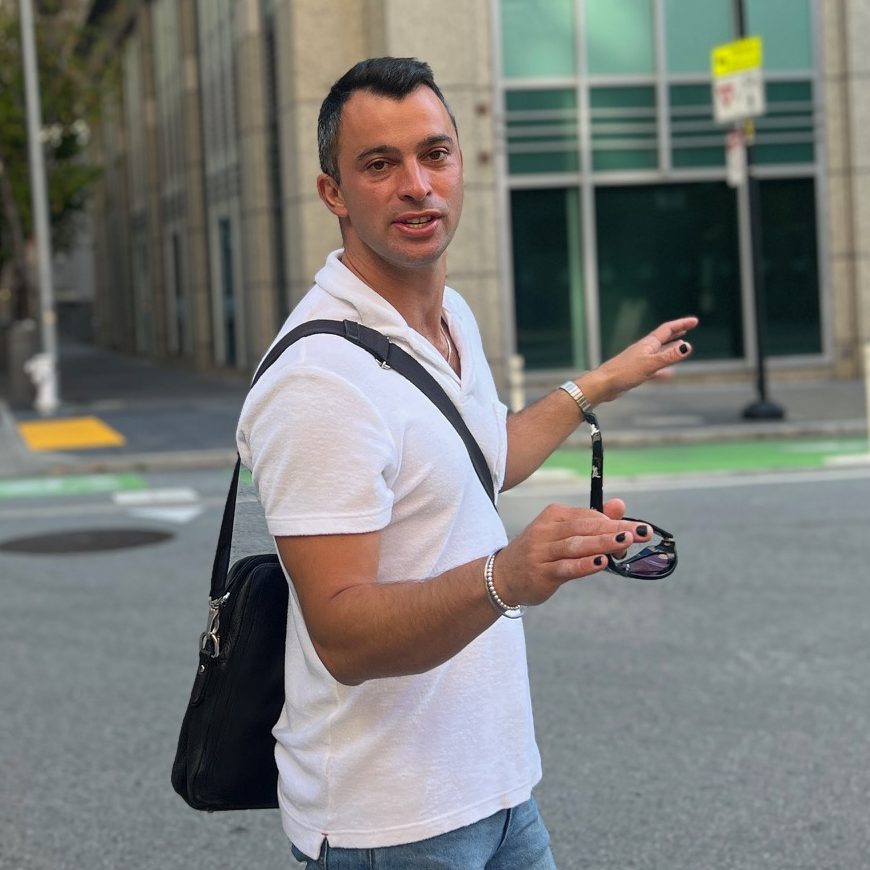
top-left (0, 398), bottom-right (866, 480)
top-left (0, 448), bottom-right (238, 480)
top-left (567, 418), bottom-right (867, 448)
top-left (0, 399), bottom-right (47, 479)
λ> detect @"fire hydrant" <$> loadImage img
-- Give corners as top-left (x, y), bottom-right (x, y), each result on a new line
top-left (24, 352), bottom-right (59, 416)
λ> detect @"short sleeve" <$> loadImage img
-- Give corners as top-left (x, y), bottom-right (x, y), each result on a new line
top-left (239, 367), bottom-right (397, 537)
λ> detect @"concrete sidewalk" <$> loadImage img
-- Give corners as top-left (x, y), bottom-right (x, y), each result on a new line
top-left (0, 339), bottom-right (248, 478)
top-left (0, 337), bottom-right (867, 479)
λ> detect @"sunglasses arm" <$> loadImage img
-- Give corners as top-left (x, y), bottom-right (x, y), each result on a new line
top-left (585, 411), bottom-right (605, 513)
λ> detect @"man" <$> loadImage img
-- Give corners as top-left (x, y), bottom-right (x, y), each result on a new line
top-left (237, 57), bottom-right (697, 869)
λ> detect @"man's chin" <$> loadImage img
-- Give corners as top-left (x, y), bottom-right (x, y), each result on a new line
top-left (382, 240), bottom-right (451, 270)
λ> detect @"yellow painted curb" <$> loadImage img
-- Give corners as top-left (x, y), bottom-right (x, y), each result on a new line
top-left (17, 416), bottom-right (126, 451)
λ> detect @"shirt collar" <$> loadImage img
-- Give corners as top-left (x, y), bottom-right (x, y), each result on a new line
top-left (315, 249), bottom-right (456, 335)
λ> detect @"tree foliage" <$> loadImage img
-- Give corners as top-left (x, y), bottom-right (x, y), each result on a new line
top-left (0, 4), bottom-right (102, 319)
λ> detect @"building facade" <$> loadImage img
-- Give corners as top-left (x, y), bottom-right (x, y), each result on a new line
top-left (85, 0), bottom-right (870, 396)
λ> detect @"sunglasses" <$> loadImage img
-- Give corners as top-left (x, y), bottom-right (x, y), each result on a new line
top-left (584, 410), bottom-right (678, 580)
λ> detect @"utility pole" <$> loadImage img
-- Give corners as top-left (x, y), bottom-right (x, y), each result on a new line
top-left (734, 0), bottom-right (783, 420)
top-left (19, 0), bottom-right (60, 415)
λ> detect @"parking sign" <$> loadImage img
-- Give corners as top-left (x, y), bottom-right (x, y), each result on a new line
top-left (711, 37), bottom-right (764, 124)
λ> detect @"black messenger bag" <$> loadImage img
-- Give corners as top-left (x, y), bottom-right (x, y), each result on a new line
top-left (171, 319), bottom-right (495, 811)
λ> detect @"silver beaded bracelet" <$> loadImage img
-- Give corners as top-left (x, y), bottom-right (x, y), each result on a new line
top-left (484, 549), bottom-right (526, 619)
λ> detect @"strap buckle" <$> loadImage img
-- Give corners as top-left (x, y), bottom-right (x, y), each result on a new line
top-left (343, 320), bottom-right (392, 369)
top-left (199, 592), bottom-right (230, 658)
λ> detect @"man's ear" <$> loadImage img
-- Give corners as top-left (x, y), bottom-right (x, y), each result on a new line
top-left (317, 173), bottom-right (348, 218)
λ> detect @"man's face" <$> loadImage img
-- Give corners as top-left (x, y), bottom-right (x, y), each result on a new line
top-left (318, 85), bottom-right (464, 273)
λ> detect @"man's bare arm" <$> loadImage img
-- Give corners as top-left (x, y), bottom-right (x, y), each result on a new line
top-left (276, 500), bottom-right (645, 685)
top-left (503, 317), bottom-right (698, 491)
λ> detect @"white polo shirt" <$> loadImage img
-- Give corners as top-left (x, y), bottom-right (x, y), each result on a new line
top-left (237, 250), bottom-right (541, 856)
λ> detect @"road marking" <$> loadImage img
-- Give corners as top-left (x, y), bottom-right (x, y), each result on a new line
top-left (125, 505), bottom-right (205, 524)
top-left (17, 416), bottom-right (126, 451)
top-left (825, 452), bottom-right (870, 467)
top-left (0, 495), bottom-right (227, 521)
top-left (783, 440), bottom-right (866, 453)
top-left (112, 487), bottom-right (204, 524)
top-left (0, 473), bottom-right (145, 500)
top-left (611, 465), bottom-right (870, 493)
top-left (632, 414), bottom-right (705, 427)
top-left (113, 487), bottom-right (199, 506)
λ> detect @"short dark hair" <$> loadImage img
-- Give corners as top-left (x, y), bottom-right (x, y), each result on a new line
top-left (317, 57), bottom-right (458, 182)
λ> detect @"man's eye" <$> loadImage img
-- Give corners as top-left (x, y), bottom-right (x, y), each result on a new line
top-left (428, 149), bottom-right (449, 161)
top-left (367, 160), bottom-right (389, 172)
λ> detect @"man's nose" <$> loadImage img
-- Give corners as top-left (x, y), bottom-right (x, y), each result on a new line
top-left (397, 160), bottom-right (431, 200)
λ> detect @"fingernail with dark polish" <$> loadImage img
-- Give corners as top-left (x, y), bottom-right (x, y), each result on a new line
top-left (679, 343), bottom-right (689, 354)
top-left (616, 532), bottom-right (628, 543)
top-left (594, 556), bottom-right (604, 566)
top-left (636, 525), bottom-right (648, 537)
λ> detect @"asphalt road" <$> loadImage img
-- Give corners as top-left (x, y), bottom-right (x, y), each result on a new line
top-left (1, 466), bottom-right (868, 870)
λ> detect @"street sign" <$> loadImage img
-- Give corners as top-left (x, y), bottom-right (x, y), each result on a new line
top-left (711, 35), bottom-right (762, 76)
top-left (711, 36), bottom-right (764, 124)
top-left (725, 129), bottom-right (746, 188)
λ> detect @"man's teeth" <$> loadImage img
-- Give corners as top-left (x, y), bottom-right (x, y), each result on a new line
top-left (404, 216), bottom-right (433, 224)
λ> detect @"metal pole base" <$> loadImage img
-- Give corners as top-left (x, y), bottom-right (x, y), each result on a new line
top-left (742, 399), bottom-right (785, 420)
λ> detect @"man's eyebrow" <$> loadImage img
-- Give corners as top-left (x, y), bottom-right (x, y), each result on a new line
top-left (355, 144), bottom-right (400, 164)
top-left (354, 134), bottom-right (456, 164)
top-left (419, 134), bottom-right (455, 149)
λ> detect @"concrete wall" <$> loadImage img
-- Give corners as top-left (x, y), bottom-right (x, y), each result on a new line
top-left (842, 0), bottom-right (870, 374)
top-left (821, 0), bottom-right (870, 376)
top-left (84, 0), bottom-right (866, 390)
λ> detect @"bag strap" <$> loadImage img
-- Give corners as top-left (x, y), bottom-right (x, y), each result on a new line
top-left (210, 319), bottom-right (496, 598)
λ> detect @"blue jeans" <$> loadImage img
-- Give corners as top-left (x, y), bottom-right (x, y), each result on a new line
top-left (289, 797), bottom-right (556, 869)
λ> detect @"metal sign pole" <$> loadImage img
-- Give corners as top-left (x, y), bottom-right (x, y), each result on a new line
top-left (18, 0), bottom-right (60, 415)
top-left (734, 0), bottom-right (783, 420)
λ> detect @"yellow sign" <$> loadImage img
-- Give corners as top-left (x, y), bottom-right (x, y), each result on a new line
top-left (711, 36), bottom-right (763, 77)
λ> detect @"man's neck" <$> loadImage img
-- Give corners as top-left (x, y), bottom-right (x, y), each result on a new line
top-left (339, 250), bottom-right (447, 334)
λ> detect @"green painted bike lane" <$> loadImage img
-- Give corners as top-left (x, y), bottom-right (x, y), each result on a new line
top-left (544, 436), bottom-right (870, 478)
top-left (0, 473), bottom-right (147, 500)
top-left (0, 467), bottom-right (253, 501)
top-left (0, 440), bottom-right (866, 501)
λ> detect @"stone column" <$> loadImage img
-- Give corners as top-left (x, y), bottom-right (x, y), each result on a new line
top-left (139, 4), bottom-right (168, 357)
top-left (842, 1), bottom-right (870, 376)
top-left (178, 0), bottom-right (213, 369)
top-left (379, 0), bottom-right (505, 384)
top-left (272, 0), bottom-right (507, 385)
top-left (273, 0), bottom-right (364, 311)
top-left (104, 93), bottom-right (135, 353)
top-left (235, 0), bottom-right (280, 367)
top-left (88, 124), bottom-right (108, 348)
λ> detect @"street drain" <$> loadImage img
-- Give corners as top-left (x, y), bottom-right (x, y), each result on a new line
top-left (0, 528), bottom-right (174, 554)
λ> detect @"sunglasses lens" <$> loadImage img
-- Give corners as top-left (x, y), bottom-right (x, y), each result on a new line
top-left (610, 525), bottom-right (676, 579)
top-left (618, 549), bottom-right (675, 578)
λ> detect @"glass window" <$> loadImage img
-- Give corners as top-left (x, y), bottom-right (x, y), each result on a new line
top-left (596, 183), bottom-right (743, 361)
top-left (501, 0), bottom-right (577, 79)
top-left (665, 0), bottom-right (732, 73)
top-left (511, 188), bottom-right (585, 369)
top-left (753, 81), bottom-right (814, 165)
top-left (590, 86), bottom-right (657, 171)
top-left (747, 0), bottom-right (813, 71)
top-left (506, 90), bottom-right (579, 175)
top-left (670, 84), bottom-right (724, 168)
top-left (586, 0), bottom-right (655, 75)
top-left (759, 178), bottom-right (821, 355)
